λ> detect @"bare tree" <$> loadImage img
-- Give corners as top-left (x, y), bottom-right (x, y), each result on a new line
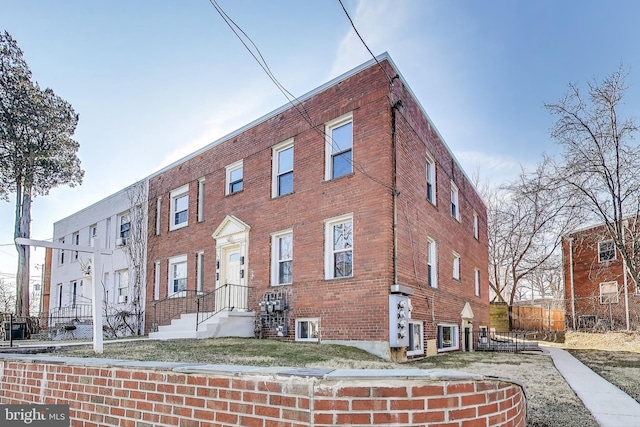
top-left (488, 161), bottom-right (581, 312)
top-left (101, 181), bottom-right (148, 337)
top-left (0, 278), bottom-right (16, 313)
top-left (545, 64), bottom-right (640, 329)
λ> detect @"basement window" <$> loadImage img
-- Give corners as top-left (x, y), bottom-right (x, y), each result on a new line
top-left (295, 318), bottom-right (319, 342)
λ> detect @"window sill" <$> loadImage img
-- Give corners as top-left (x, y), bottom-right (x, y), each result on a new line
top-left (271, 191), bottom-right (294, 200)
top-left (324, 172), bottom-right (355, 183)
top-left (225, 189), bottom-right (244, 197)
top-left (169, 222), bottom-right (189, 232)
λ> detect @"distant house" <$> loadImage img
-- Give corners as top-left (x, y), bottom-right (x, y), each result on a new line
top-left (563, 223), bottom-right (640, 330)
top-left (145, 53), bottom-right (489, 359)
top-left (46, 182), bottom-right (148, 339)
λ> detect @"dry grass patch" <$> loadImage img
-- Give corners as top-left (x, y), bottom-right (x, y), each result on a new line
top-left (51, 337), bottom-right (596, 427)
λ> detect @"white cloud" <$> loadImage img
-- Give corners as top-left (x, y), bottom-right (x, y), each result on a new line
top-left (455, 150), bottom-right (530, 185)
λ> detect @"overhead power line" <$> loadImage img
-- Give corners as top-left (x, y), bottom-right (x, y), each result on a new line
top-left (206, 0), bottom-right (393, 191)
top-left (336, 0), bottom-right (394, 85)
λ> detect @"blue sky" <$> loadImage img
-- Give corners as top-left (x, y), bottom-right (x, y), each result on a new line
top-left (2, 0), bottom-right (640, 285)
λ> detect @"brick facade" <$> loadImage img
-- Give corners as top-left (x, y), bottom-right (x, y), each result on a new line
top-left (564, 224), bottom-right (640, 330)
top-left (0, 356), bottom-right (526, 427)
top-left (146, 54), bottom-right (489, 357)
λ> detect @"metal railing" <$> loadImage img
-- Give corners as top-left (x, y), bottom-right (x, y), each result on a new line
top-left (196, 283), bottom-right (251, 331)
top-left (152, 290), bottom-right (200, 332)
top-left (48, 304), bottom-right (93, 326)
top-left (473, 330), bottom-right (540, 352)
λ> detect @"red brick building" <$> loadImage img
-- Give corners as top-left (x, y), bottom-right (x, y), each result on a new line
top-left (146, 54), bottom-right (489, 359)
top-left (563, 224), bottom-right (640, 330)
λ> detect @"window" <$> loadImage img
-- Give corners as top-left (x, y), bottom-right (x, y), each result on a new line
top-left (427, 238), bottom-right (438, 288)
top-left (168, 255), bottom-right (187, 296)
top-left (474, 268), bottom-right (481, 297)
top-left (272, 139), bottom-right (294, 197)
top-left (451, 182), bottom-right (460, 221)
top-left (325, 215), bottom-right (353, 279)
top-left (295, 318), bottom-right (319, 342)
top-left (119, 213), bottom-right (131, 239)
top-left (71, 281), bottom-right (77, 308)
top-left (437, 324), bottom-right (459, 351)
top-left (116, 269), bottom-right (129, 304)
top-left (197, 178), bottom-right (205, 222)
top-left (226, 160), bottom-right (243, 195)
top-left (170, 185), bottom-right (189, 230)
top-left (155, 197), bottom-right (162, 235)
top-left (196, 251), bottom-right (204, 293)
top-left (58, 238), bottom-right (65, 265)
top-left (89, 225), bottom-right (97, 246)
top-left (473, 212), bottom-right (479, 239)
top-left (325, 113), bottom-right (353, 180)
top-left (73, 232), bottom-right (79, 261)
top-left (153, 261), bottom-right (160, 301)
top-left (426, 155), bottom-right (436, 204)
top-left (272, 230), bottom-right (293, 285)
top-left (453, 252), bottom-right (461, 281)
top-left (57, 284), bottom-right (63, 309)
top-left (407, 320), bottom-right (424, 357)
top-left (598, 240), bottom-right (615, 262)
top-left (600, 281), bottom-right (619, 304)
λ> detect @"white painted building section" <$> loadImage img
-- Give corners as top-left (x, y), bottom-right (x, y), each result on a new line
top-left (48, 181), bottom-right (148, 338)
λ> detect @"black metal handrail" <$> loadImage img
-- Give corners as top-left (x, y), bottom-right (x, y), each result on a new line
top-left (48, 304), bottom-right (93, 325)
top-left (195, 283), bottom-right (251, 331)
top-left (152, 290), bottom-right (200, 332)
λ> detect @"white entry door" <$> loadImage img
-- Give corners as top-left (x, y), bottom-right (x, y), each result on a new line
top-left (216, 246), bottom-right (247, 312)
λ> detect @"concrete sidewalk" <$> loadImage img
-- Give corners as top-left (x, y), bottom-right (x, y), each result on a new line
top-left (545, 346), bottom-right (640, 427)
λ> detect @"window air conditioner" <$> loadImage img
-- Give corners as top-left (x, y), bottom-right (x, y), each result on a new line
top-left (116, 237), bottom-right (127, 247)
top-left (118, 295), bottom-right (128, 304)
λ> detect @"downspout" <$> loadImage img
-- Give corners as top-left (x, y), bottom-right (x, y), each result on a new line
top-left (391, 99), bottom-right (402, 286)
top-left (568, 237), bottom-right (576, 330)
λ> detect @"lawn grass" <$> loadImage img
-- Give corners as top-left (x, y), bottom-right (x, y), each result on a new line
top-left (51, 337), bottom-right (598, 427)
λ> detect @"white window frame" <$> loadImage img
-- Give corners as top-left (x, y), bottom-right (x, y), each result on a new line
top-left (116, 269), bottom-right (129, 304)
top-left (407, 320), bottom-right (425, 357)
top-left (271, 229), bottom-right (293, 286)
top-left (427, 237), bottom-right (438, 288)
top-left (226, 160), bottom-right (244, 195)
top-left (196, 251), bottom-right (204, 293)
top-left (426, 154), bottom-right (436, 205)
top-left (451, 181), bottom-right (460, 221)
top-left (89, 225), bottom-right (97, 246)
top-left (272, 139), bottom-right (294, 198)
top-left (57, 284), bottom-right (63, 308)
top-left (598, 240), bottom-right (616, 263)
top-left (600, 281), bottom-right (619, 304)
top-left (295, 318), bottom-right (319, 342)
top-left (197, 178), bottom-right (205, 223)
top-left (473, 211), bottom-right (479, 239)
top-left (155, 197), bottom-right (162, 236)
top-left (58, 238), bottom-right (65, 265)
top-left (168, 255), bottom-right (188, 297)
top-left (453, 252), bottom-right (461, 281)
top-left (324, 214), bottom-right (354, 280)
top-left (73, 232), bottom-right (79, 261)
top-left (324, 113), bottom-right (353, 181)
top-left (437, 323), bottom-right (459, 352)
top-left (474, 268), bottom-right (481, 297)
top-left (153, 261), bottom-right (160, 301)
top-left (119, 212), bottom-right (131, 239)
top-left (170, 185), bottom-right (189, 231)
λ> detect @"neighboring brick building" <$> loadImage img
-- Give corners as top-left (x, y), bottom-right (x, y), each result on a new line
top-left (563, 223), bottom-right (640, 331)
top-left (146, 53), bottom-right (489, 359)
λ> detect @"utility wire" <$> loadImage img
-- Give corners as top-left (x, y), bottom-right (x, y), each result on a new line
top-left (207, 0), bottom-right (393, 191)
top-left (336, 0), bottom-right (394, 85)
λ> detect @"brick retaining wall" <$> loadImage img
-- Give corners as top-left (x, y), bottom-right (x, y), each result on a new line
top-left (0, 354), bottom-right (525, 427)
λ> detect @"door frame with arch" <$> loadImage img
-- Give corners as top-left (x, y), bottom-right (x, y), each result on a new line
top-left (212, 215), bottom-right (250, 312)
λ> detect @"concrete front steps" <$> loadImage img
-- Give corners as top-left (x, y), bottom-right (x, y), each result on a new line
top-left (148, 310), bottom-right (255, 340)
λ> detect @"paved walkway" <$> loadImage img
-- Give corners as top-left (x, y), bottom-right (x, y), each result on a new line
top-left (545, 346), bottom-right (640, 427)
